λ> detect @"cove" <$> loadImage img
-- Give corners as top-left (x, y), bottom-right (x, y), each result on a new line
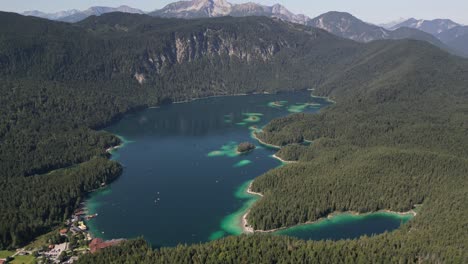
top-left (273, 212), bottom-right (414, 241)
top-left (218, 181), bottom-right (414, 242)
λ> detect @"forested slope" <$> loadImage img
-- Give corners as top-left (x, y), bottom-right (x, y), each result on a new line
top-left (246, 38), bottom-right (468, 262)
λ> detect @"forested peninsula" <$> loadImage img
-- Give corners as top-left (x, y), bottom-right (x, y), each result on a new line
top-left (0, 11), bottom-right (467, 263)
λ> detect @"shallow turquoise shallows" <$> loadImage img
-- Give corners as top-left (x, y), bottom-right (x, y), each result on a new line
top-left (85, 92), bottom-right (411, 247)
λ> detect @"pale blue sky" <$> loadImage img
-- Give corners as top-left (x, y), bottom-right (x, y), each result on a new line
top-left (1, 0), bottom-right (467, 24)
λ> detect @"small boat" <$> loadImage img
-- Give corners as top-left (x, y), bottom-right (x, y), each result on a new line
top-left (86, 213), bottom-right (98, 220)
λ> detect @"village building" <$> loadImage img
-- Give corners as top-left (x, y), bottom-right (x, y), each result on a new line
top-left (59, 228), bottom-right (68, 236)
top-left (78, 221), bottom-right (87, 231)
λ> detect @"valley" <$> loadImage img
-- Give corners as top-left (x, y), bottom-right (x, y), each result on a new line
top-left (0, 3), bottom-right (467, 263)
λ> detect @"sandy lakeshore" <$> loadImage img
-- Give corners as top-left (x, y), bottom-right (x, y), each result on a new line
top-left (241, 182), bottom-right (264, 233)
top-left (251, 131), bottom-right (282, 149)
top-left (106, 143), bottom-right (123, 153)
top-left (272, 154), bottom-right (298, 164)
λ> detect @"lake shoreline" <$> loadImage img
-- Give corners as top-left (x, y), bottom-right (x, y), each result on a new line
top-left (94, 90), bottom-right (333, 242)
top-left (250, 130), bottom-right (297, 163)
top-left (251, 131), bottom-right (282, 149)
top-left (310, 94), bottom-right (336, 104)
top-left (272, 154), bottom-right (297, 164)
top-left (241, 182), bottom-right (264, 234)
top-left (173, 93), bottom-right (249, 104)
top-left (105, 135), bottom-right (133, 154)
top-left (88, 134), bottom-right (131, 239)
top-left (105, 141), bottom-right (123, 154)
top-left (241, 182), bottom-right (417, 234)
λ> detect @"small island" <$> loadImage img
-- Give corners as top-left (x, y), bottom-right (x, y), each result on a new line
top-left (237, 142), bottom-right (256, 153)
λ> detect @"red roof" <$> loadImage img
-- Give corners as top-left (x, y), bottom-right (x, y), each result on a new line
top-left (89, 238), bottom-right (123, 253)
top-left (89, 238), bottom-right (103, 246)
top-left (74, 210), bottom-right (85, 215)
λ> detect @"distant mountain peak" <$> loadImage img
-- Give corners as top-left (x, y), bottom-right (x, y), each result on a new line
top-left (391, 18), bottom-right (460, 35)
top-left (307, 11), bottom-right (387, 42)
top-left (190, 0), bottom-right (232, 10)
top-left (271, 3), bottom-right (286, 9)
top-left (150, 0), bottom-right (308, 23)
top-left (154, 0), bottom-right (232, 17)
top-left (22, 9), bottom-right (80, 20)
top-left (22, 5), bottom-right (144, 22)
top-left (270, 4), bottom-right (293, 16)
top-left (85, 6), bottom-right (144, 14)
top-left (318, 11), bottom-right (360, 20)
top-left (379, 17), bottom-right (408, 29)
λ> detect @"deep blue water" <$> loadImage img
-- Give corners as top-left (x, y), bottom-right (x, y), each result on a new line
top-left (86, 92), bottom-right (411, 247)
top-left (87, 92), bottom-right (329, 247)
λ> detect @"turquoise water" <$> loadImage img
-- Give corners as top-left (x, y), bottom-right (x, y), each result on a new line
top-left (85, 92), bottom-right (411, 247)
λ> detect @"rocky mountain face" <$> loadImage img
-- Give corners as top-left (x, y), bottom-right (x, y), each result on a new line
top-left (150, 2), bottom-right (455, 55)
top-left (237, 3), bottom-right (309, 24)
top-left (22, 5), bottom-right (144, 23)
top-left (78, 14), bottom-right (296, 67)
top-left (141, 23), bottom-right (289, 75)
top-left (150, 0), bottom-right (231, 18)
top-left (149, 0), bottom-right (309, 24)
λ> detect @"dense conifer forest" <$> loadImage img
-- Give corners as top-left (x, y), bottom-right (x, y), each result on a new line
top-left (0, 11), bottom-right (467, 263)
top-left (247, 37), bottom-right (468, 262)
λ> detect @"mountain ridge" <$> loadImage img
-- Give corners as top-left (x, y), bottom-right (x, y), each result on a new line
top-left (149, 0), bottom-right (310, 24)
top-left (22, 5), bottom-right (145, 22)
top-left (390, 17), bottom-right (468, 56)
top-left (390, 18), bottom-right (461, 34)
top-left (307, 11), bottom-right (451, 54)
top-left (18, 1), bottom-right (465, 57)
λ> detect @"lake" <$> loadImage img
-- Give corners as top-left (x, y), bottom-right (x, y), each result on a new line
top-left (86, 91), bottom-right (412, 247)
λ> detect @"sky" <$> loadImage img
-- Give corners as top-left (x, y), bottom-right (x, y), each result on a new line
top-left (1, 0), bottom-right (467, 25)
